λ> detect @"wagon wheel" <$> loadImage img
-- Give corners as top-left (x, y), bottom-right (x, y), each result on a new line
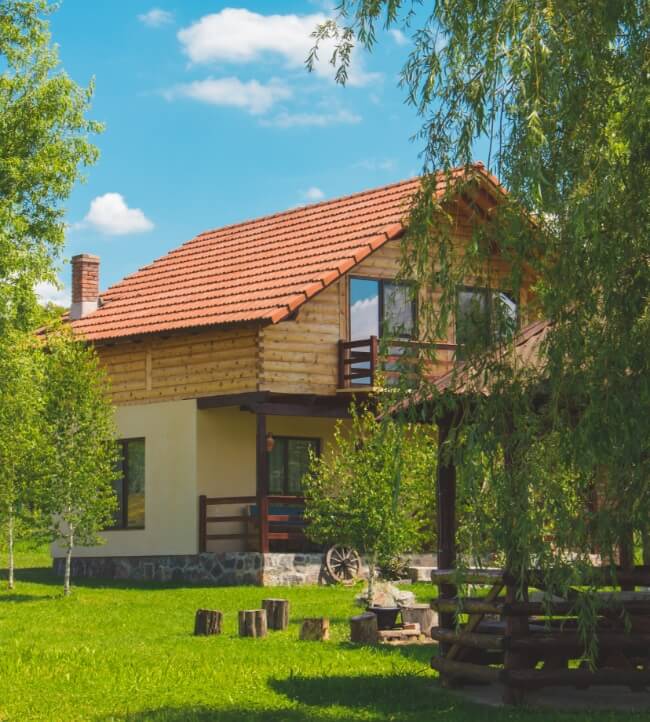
top-left (325, 545), bottom-right (361, 583)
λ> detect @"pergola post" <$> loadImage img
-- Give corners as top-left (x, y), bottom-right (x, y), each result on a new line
top-left (436, 411), bottom-right (458, 644)
top-left (256, 412), bottom-right (269, 553)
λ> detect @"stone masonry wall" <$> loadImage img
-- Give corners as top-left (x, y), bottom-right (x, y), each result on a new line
top-left (53, 551), bottom-right (434, 586)
top-left (53, 552), bottom-right (326, 586)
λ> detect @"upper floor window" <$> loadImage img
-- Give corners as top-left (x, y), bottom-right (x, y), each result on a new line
top-left (349, 277), bottom-right (416, 341)
top-left (269, 437), bottom-right (320, 495)
top-left (111, 438), bottom-right (145, 529)
top-left (456, 286), bottom-right (518, 354)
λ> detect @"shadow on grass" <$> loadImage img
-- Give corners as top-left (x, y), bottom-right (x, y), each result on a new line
top-left (0, 566), bottom-right (57, 584)
top-left (93, 686), bottom-right (452, 722)
top-left (0, 592), bottom-right (57, 603)
top-left (270, 672), bottom-right (447, 715)
top-left (338, 638), bottom-right (437, 665)
top-left (95, 707), bottom-right (365, 722)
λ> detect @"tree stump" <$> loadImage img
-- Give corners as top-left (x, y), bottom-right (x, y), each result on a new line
top-left (350, 612), bottom-right (378, 644)
top-left (401, 603), bottom-right (437, 637)
top-left (194, 609), bottom-right (223, 636)
top-left (238, 609), bottom-right (268, 638)
top-left (262, 598), bottom-right (290, 631)
top-left (300, 617), bottom-right (330, 641)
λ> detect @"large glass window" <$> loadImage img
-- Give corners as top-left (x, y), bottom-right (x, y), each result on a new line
top-left (349, 277), bottom-right (415, 340)
top-left (456, 286), bottom-right (518, 354)
top-left (111, 438), bottom-right (145, 529)
top-left (269, 437), bottom-right (320, 495)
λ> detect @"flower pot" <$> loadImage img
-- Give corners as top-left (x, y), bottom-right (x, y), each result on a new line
top-left (366, 605), bottom-right (401, 630)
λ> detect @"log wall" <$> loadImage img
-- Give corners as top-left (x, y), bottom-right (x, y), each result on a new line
top-left (97, 325), bottom-right (259, 405)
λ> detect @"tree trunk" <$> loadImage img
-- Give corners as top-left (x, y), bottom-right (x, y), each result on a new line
top-left (300, 617), bottom-right (330, 641)
top-left (7, 510), bottom-right (14, 590)
top-left (350, 612), bottom-right (378, 644)
top-left (367, 551), bottom-right (377, 607)
top-left (238, 609), bottom-right (267, 638)
top-left (262, 598), bottom-right (290, 631)
top-left (401, 604), bottom-right (437, 637)
top-left (64, 532), bottom-right (74, 597)
top-left (194, 609), bottom-right (223, 636)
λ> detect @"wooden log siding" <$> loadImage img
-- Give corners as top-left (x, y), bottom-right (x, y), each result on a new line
top-left (258, 281), bottom-right (342, 396)
top-left (97, 326), bottom-right (259, 404)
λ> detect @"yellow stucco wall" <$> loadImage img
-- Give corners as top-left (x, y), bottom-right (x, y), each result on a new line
top-left (53, 399), bottom-right (198, 558)
top-left (197, 408), bottom-right (342, 552)
top-left (54, 402), bottom-right (346, 558)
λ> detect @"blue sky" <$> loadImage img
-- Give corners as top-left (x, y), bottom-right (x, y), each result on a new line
top-left (40, 1), bottom-right (485, 304)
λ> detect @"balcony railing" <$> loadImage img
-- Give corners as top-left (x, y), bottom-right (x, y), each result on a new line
top-left (198, 494), bottom-right (307, 554)
top-left (338, 336), bottom-right (457, 389)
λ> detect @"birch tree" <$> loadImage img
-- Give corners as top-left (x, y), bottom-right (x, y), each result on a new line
top-left (0, 330), bottom-right (42, 589)
top-left (41, 330), bottom-right (117, 596)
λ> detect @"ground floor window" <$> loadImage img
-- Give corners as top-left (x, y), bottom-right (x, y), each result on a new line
top-left (111, 438), bottom-right (145, 529)
top-left (269, 437), bottom-right (320, 495)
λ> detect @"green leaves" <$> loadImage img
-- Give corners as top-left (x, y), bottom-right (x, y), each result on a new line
top-left (303, 404), bottom-right (437, 567)
top-left (0, 0), bottom-right (100, 325)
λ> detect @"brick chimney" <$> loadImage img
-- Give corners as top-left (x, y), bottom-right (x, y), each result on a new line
top-left (70, 253), bottom-right (100, 320)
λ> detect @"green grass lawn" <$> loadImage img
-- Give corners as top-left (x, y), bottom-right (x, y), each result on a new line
top-left (0, 546), bottom-right (646, 722)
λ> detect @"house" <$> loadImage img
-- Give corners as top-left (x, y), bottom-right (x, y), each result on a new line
top-left (53, 164), bottom-right (535, 585)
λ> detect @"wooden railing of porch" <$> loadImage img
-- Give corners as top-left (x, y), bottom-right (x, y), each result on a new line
top-left (198, 494), bottom-right (306, 554)
top-left (338, 336), bottom-right (457, 388)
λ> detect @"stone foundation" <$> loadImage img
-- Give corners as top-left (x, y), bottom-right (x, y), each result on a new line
top-left (52, 551), bottom-right (435, 586)
top-left (52, 552), bottom-right (327, 586)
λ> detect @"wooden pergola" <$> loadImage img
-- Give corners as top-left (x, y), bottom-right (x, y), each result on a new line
top-left (412, 321), bottom-right (650, 704)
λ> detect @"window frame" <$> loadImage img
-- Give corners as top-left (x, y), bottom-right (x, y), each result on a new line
top-left (110, 437), bottom-right (145, 531)
top-left (455, 284), bottom-right (520, 350)
top-left (348, 276), bottom-right (418, 341)
top-left (268, 436), bottom-right (321, 496)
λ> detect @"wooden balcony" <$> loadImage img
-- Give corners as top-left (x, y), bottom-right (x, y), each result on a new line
top-left (198, 494), bottom-right (308, 554)
top-left (338, 336), bottom-right (457, 389)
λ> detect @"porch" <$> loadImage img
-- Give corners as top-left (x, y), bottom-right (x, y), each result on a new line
top-left (196, 392), bottom-right (356, 554)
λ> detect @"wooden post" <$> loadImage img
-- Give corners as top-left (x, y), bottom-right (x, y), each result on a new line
top-left (256, 413), bottom-right (269, 553)
top-left (502, 416), bottom-right (530, 706)
top-left (262, 598), bottom-right (290, 631)
top-left (194, 609), bottom-right (222, 636)
top-left (620, 530), bottom-right (635, 592)
top-left (338, 340), bottom-right (346, 389)
top-left (350, 612), bottom-right (378, 644)
top-left (238, 609), bottom-right (268, 638)
top-left (300, 617), bottom-right (330, 641)
top-left (198, 495), bottom-right (207, 553)
top-left (436, 412), bottom-right (457, 634)
top-left (369, 335), bottom-right (379, 385)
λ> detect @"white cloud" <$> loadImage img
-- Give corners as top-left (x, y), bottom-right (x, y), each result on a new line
top-left (350, 297), bottom-right (379, 339)
top-left (302, 187), bottom-right (325, 202)
top-left (35, 281), bottom-right (70, 308)
top-left (177, 8), bottom-right (380, 87)
top-left (168, 76), bottom-right (291, 115)
top-left (83, 193), bottom-right (154, 236)
top-left (388, 28), bottom-right (408, 46)
top-left (261, 108), bottom-right (361, 128)
top-left (138, 8), bottom-right (173, 28)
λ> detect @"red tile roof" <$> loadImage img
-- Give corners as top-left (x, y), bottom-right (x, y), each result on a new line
top-left (71, 163), bottom-right (503, 342)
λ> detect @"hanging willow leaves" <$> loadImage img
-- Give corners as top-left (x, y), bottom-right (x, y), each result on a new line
top-left (310, 0), bottom-right (650, 634)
